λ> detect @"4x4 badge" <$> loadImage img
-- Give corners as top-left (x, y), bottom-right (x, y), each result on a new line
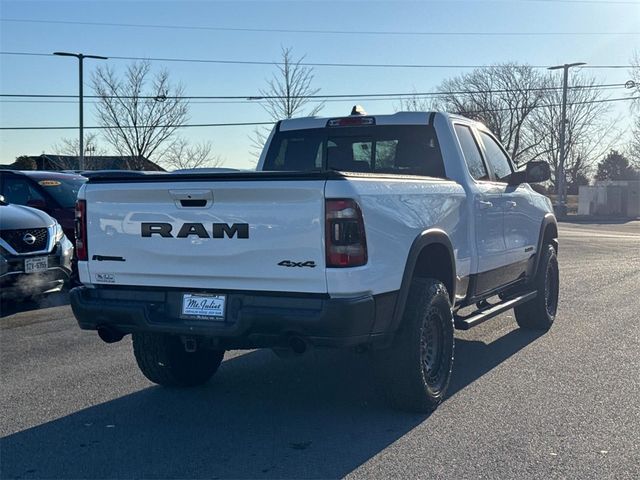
top-left (278, 260), bottom-right (316, 268)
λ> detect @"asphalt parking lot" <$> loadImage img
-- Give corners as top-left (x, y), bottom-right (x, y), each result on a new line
top-left (1, 221), bottom-right (639, 479)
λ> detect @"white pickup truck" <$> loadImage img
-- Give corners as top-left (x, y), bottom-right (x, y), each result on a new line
top-left (70, 110), bottom-right (559, 412)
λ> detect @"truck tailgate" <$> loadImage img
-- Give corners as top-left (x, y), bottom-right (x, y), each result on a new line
top-left (83, 178), bottom-right (327, 293)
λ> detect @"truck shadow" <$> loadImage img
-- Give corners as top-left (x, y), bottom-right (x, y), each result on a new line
top-left (1, 328), bottom-right (542, 479)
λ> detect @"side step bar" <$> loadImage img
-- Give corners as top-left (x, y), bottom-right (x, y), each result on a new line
top-left (454, 291), bottom-right (537, 330)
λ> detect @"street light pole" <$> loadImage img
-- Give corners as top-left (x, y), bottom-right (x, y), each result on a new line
top-left (548, 62), bottom-right (586, 213)
top-left (53, 52), bottom-right (108, 170)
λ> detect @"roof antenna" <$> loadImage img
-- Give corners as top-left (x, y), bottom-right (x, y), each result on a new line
top-left (351, 105), bottom-right (367, 116)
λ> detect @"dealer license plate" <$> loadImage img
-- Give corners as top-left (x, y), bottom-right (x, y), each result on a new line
top-left (24, 256), bottom-right (48, 273)
top-left (181, 294), bottom-right (226, 320)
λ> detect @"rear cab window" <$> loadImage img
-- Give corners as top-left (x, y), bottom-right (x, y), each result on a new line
top-left (263, 125), bottom-right (446, 178)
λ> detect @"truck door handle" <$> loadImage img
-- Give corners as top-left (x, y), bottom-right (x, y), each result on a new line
top-left (506, 200), bottom-right (517, 209)
top-left (477, 200), bottom-right (493, 209)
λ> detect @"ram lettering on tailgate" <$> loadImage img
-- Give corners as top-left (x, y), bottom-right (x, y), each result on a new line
top-left (141, 222), bottom-right (249, 239)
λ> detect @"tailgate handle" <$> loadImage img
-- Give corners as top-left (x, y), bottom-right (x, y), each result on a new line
top-left (180, 199), bottom-right (207, 207)
top-left (169, 189), bottom-right (213, 209)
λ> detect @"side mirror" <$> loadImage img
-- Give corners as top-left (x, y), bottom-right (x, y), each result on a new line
top-left (525, 161), bottom-right (551, 183)
top-left (507, 170), bottom-right (526, 185)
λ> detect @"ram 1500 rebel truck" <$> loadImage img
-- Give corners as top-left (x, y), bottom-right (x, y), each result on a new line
top-left (70, 110), bottom-right (559, 412)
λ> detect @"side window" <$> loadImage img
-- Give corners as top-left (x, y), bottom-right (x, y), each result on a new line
top-left (454, 124), bottom-right (489, 181)
top-left (479, 131), bottom-right (512, 181)
top-left (2, 177), bottom-right (46, 206)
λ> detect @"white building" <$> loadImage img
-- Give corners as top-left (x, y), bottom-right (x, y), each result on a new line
top-left (578, 180), bottom-right (640, 218)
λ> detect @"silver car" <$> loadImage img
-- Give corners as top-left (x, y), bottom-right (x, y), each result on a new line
top-left (0, 195), bottom-right (73, 300)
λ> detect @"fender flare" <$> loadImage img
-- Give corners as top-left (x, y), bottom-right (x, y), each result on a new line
top-left (389, 228), bottom-right (456, 334)
top-left (533, 213), bottom-right (559, 277)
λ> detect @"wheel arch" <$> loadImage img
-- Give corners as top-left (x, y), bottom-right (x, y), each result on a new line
top-left (389, 229), bottom-right (456, 334)
top-left (533, 213), bottom-right (559, 277)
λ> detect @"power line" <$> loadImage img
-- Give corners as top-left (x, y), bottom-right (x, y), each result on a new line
top-left (0, 85), bottom-right (628, 106)
top-left (0, 83), bottom-right (629, 101)
top-left (0, 51), bottom-right (628, 70)
top-left (1, 96), bottom-right (637, 131)
top-left (1, 18), bottom-right (637, 37)
top-left (0, 121), bottom-right (276, 131)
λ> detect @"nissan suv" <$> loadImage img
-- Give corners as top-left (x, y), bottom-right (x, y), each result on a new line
top-left (0, 195), bottom-right (74, 300)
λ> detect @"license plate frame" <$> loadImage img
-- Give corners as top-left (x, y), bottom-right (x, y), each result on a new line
top-left (24, 256), bottom-right (48, 274)
top-left (180, 293), bottom-right (226, 321)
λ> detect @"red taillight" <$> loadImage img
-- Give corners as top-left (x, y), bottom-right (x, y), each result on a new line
top-left (325, 199), bottom-right (367, 268)
top-left (75, 199), bottom-right (87, 261)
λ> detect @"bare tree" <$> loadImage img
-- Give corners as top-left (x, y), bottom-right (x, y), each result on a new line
top-left (628, 51), bottom-right (640, 167)
top-left (629, 50), bottom-right (640, 100)
top-left (160, 137), bottom-right (223, 170)
top-left (250, 47), bottom-right (324, 159)
top-left (412, 63), bottom-right (621, 187)
top-left (432, 63), bottom-right (549, 165)
top-left (528, 74), bottom-right (622, 188)
top-left (92, 60), bottom-right (189, 169)
top-left (51, 133), bottom-right (108, 169)
top-left (249, 129), bottom-right (268, 162)
top-left (396, 89), bottom-right (437, 112)
top-left (630, 116), bottom-right (640, 168)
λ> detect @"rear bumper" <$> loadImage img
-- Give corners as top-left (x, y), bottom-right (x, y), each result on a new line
top-left (70, 286), bottom-right (397, 349)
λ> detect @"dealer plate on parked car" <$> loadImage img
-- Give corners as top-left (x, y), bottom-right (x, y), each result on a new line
top-left (181, 294), bottom-right (226, 320)
top-left (24, 256), bottom-right (48, 273)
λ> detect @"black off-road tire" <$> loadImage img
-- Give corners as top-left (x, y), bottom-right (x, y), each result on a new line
top-left (377, 277), bottom-right (455, 413)
top-left (132, 332), bottom-right (224, 387)
top-left (514, 243), bottom-right (559, 331)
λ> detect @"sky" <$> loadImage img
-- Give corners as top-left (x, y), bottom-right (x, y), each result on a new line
top-left (0, 0), bottom-right (638, 169)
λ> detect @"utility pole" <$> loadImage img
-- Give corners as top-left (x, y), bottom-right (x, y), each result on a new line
top-left (548, 62), bottom-right (586, 215)
top-left (53, 52), bottom-right (108, 170)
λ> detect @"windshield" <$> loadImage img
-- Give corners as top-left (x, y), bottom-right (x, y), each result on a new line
top-left (263, 125), bottom-right (446, 178)
top-left (36, 177), bottom-right (87, 208)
